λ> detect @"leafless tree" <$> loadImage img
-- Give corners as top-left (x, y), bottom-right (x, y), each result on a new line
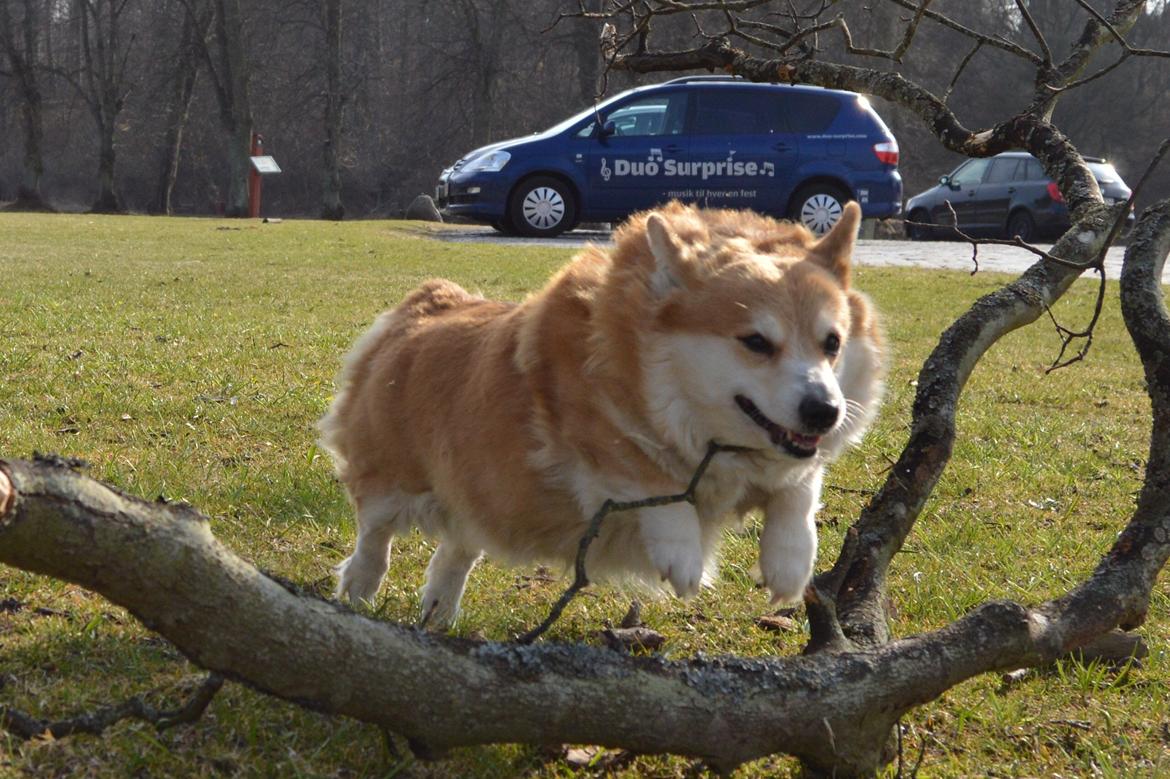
top-left (177, 0), bottom-right (255, 216)
top-left (147, 1), bottom-right (208, 215)
top-left (0, 0), bottom-right (50, 209)
top-left (52, 0), bottom-right (141, 213)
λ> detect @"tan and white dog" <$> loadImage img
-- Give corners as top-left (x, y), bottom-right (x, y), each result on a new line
top-left (320, 201), bottom-right (884, 627)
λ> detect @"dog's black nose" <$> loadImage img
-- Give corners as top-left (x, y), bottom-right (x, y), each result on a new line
top-left (799, 396), bottom-right (840, 433)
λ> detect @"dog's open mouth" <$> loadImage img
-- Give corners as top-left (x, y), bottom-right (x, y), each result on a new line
top-left (734, 395), bottom-right (820, 459)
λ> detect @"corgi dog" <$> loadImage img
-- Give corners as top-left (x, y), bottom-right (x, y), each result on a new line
top-left (320, 201), bottom-right (884, 627)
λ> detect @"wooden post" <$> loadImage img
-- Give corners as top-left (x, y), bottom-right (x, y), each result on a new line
top-left (248, 132), bottom-right (263, 218)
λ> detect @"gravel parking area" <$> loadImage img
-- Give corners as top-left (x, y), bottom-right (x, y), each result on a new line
top-left (434, 227), bottom-right (1139, 281)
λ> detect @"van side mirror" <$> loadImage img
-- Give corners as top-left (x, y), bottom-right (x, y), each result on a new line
top-left (600, 120), bottom-right (616, 138)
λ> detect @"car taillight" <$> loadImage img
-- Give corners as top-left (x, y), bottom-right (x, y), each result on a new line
top-left (873, 141), bottom-right (899, 165)
top-left (1046, 181), bottom-right (1064, 203)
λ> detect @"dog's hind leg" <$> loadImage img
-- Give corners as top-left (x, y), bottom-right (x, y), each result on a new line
top-left (419, 542), bottom-right (480, 629)
top-left (336, 494), bottom-right (402, 604)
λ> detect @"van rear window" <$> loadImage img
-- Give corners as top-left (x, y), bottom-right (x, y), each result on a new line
top-left (781, 93), bottom-right (842, 134)
top-left (692, 90), bottom-right (781, 135)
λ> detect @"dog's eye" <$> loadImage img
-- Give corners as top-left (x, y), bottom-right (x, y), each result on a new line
top-left (824, 333), bottom-right (841, 357)
top-left (738, 333), bottom-right (775, 356)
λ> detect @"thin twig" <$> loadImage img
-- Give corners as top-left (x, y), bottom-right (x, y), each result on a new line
top-left (1044, 136), bottom-right (1170, 372)
top-left (943, 39), bottom-right (983, 104)
top-left (938, 201), bottom-right (1078, 274)
top-left (1014, 0), bottom-right (1052, 67)
top-left (0, 672), bottom-right (224, 741)
top-left (517, 441), bottom-right (749, 643)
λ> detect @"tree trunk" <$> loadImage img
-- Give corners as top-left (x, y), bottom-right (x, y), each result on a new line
top-left (0, 0), bottom-right (50, 210)
top-left (150, 11), bottom-right (201, 215)
top-left (319, 0), bottom-right (344, 221)
top-left (212, 0), bottom-right (253, 218)
top-left (90, 116), bottom-right (121, 212)
top-left (73, 0), bottom-right (127, 214)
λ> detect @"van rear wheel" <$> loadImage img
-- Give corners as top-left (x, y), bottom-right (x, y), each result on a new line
top-left (789, 184), bottom-right (852, 236)
top-left (509, 176), bottom-right (578, 237)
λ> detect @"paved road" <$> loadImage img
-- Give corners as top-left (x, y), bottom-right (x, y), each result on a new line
top-left (434, 227), bottom-right (1140, 281)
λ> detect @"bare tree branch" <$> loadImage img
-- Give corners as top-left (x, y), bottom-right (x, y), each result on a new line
top-left (1014, 0), bottom-right (1053, 67)
top-left (1, 422), bottom-right (1168, 776)
top-left (880, 0), bottom-right (1043, 64)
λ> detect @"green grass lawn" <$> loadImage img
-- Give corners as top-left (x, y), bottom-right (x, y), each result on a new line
top-left (0, 213), bottom-right (1166, 777)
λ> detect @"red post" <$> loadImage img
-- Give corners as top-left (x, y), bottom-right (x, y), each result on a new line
top-left (248, 132), bottom-right (263, 218)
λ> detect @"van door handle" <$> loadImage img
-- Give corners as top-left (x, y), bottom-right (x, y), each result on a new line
top-left (663, 144), bottom-right (683, 154)
top-left (772, 142), bottom-right (791, 152)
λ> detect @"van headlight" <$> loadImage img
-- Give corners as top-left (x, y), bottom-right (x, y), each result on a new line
top-left (464, 150), bottom-right (511, 173)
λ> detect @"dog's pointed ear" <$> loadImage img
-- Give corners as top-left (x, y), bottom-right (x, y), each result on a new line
top-left (809, 201), bottom-right (862, 288)
top-left (645, 212), bottom-right (687, 296)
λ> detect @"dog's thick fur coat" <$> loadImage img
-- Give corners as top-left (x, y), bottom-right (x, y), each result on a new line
top-left (321, 201), bottom-right (884, 626)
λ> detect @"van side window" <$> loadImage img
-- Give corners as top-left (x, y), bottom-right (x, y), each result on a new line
top-left (692, 90), bottom-right (779, 135)
top-left (598, 94), bottom-right (688, 137)
top-left (780, 93), bottom-right (841, 133)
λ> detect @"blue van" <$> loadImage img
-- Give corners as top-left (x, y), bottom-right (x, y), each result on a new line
top-left (434, 76), bottom-right (902, 237)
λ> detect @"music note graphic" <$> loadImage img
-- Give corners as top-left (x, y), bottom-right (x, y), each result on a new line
top-left (648, 148), bottom-right (664, 162)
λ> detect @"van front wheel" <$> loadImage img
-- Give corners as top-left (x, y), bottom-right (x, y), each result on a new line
top-left (509, 177), bottom-right (578, 237)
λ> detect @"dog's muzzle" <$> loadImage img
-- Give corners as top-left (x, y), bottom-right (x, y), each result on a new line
top-left (734, 395), bottom-right (821, 459)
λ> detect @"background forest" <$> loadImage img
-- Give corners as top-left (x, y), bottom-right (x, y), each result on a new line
top-left (2, 0), bottom-right (1168, 220)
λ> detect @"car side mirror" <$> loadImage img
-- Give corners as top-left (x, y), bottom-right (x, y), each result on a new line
top-left (600, 120), bottom-right (616, 138)
top-left (939, 174), bottom-right (954, 189)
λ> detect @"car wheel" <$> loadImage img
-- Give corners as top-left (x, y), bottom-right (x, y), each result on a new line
top-left (509, 176), bottom-right (577, 237)
top-left (789, 184), bottom-right (853, 236)
top-left (490, 215), bottom-right (517, 235)
top-left (1007, 210), bottom-right (1035, 242)
top-left (906, 209), bottom-right (932, 241)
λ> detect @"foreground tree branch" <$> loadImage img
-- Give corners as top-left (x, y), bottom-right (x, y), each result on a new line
top-left (2, 199), bottom-right (1169, 770)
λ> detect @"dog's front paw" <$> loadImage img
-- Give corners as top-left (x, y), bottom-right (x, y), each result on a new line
top-left (647, 539), bottom-right (704, 599)
top-left (759, 551), bottom-right (814, 605)
top-left (418, 594), bottom-right (460, 630)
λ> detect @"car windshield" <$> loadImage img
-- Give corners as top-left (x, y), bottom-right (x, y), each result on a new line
top-left (543, 91), bottom-right (634, 136)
